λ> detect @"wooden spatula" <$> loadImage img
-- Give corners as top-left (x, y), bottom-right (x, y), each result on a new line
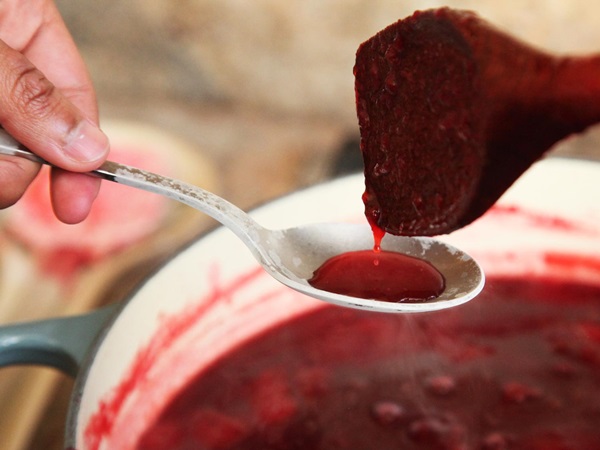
top-left (355, 7), bottom-right (600, 236)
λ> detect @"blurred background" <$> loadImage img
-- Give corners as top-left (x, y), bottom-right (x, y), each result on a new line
top-left (58, 0), bottom-right (600, 207)
top-left (1, 0), bottom-right (600, 448)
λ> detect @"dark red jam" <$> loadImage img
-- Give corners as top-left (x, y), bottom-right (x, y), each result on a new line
top-left (137, 276), bottom-right (600, 450)
top-left (308, 249), bottom-right (445, 303)
top-left (308, 195), bottom-right (445, 303)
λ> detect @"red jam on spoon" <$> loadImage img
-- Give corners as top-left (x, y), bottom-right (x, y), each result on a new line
top-left (308, 207), bottom-right (445, 303)
top-left (308, 248), bottom-right (445, 303)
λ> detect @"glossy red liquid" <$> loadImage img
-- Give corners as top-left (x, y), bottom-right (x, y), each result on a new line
top-left (137, 276), bottom-right (600, 450)
top-left (308, 250), bottom-right (445, 303)
top-left (308, 198), bottom-right (445, 303)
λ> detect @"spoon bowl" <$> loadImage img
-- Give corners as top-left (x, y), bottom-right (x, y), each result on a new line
top-left (260, 222), bottom-right (483, 312)
top-left (0, 129), bottom-right (484, 313)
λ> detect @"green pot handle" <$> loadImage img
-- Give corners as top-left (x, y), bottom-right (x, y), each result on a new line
top-left (0, 303), bottom-right (119, 377)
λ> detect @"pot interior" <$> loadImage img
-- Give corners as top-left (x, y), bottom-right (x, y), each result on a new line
top-left (70, 158), bottom-right (600, 450)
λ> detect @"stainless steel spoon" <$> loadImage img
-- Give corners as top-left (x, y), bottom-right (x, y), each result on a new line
top-left (0, 129), bottom-right (484, 313)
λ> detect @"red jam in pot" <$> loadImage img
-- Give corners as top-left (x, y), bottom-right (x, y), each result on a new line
top-left (137, 275), bottom-right (600, 450)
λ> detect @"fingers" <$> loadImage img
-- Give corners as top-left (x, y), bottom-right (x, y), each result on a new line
top-left (5, 0), bottom-right (100, 121)
top-left (0, 40), bottom-right (109, 171)
top-left (0, 40), bottom-right (108, 222)
top-left (50, 169), bottom-right (101, 224)
top-left (0, 1), bottom-right (109, 223)
top-left (0, 154), bottom-right (39, 209)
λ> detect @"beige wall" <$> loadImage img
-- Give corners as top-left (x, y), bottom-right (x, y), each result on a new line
top-left (57, 0), bottom-right (600, 130)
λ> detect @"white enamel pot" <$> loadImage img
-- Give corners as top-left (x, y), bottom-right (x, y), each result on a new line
top-left (0, 157), bottom-right (599, 449)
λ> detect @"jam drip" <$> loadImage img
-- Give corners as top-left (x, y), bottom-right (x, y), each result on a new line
top-left (308, 206), bottom-right (445, 303)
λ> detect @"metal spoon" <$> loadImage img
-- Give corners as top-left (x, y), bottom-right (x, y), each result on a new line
top-left (0, 130), bottom-right (484, 313)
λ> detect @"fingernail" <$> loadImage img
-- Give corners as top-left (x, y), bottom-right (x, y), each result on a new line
top-left (63, 119), bottom-right (109, 163)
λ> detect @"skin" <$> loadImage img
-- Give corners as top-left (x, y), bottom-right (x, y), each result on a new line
top-left (0, 0), bottom-right (109, 224)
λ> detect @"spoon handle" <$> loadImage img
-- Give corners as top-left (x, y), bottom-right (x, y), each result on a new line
top-left (0, 128), bottom-right (265, 244)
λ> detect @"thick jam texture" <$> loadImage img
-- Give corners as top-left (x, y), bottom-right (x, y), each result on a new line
top-left (308, 249), bottom-right (445, 303)
top-left (138, 277), bottom-right (600, 450)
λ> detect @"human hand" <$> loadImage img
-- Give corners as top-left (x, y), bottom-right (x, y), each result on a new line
top-left (0, 0), bottom-right (109, 224)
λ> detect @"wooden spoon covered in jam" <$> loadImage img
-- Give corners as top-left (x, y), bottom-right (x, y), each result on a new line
top-left (355, 7), bottom-right (600, 236)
